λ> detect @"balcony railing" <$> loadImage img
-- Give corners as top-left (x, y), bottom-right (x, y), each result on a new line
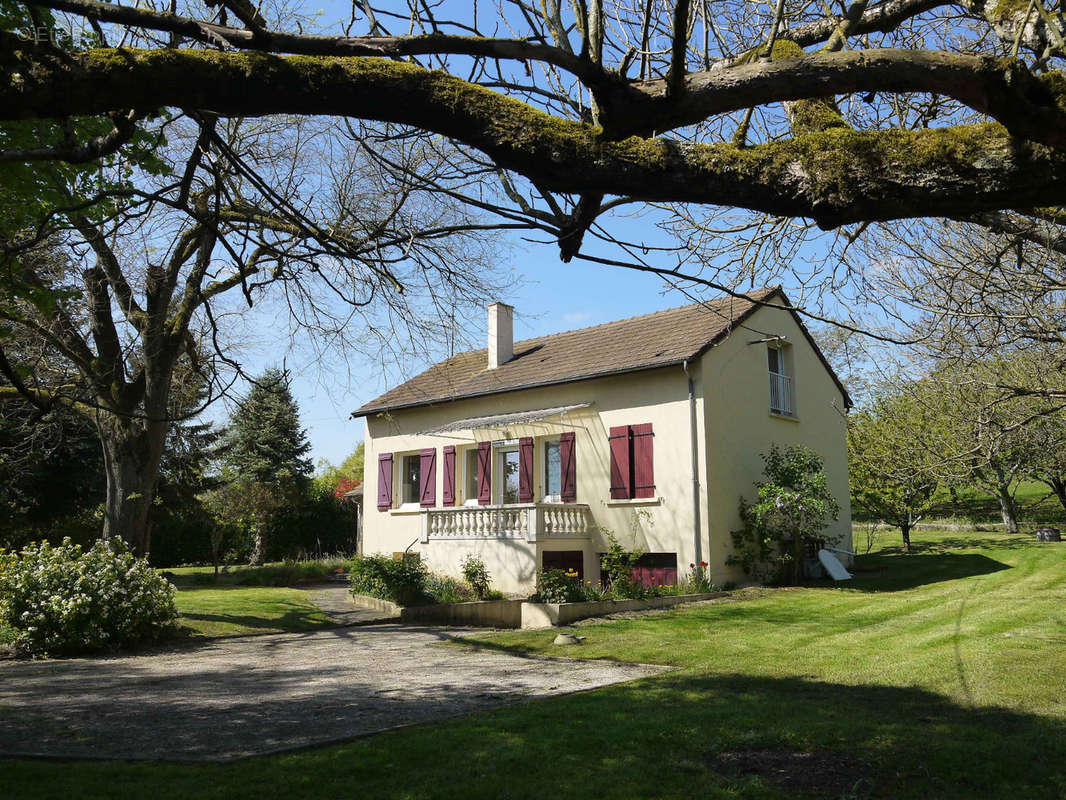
top-left (421, 503), bottom-right (593, 543)
top-left (769, 371), bottom-right (795, 417)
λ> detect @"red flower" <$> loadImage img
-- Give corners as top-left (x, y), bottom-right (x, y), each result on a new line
top-left (689, 563), bottom-right (695, 568)
top-left (333, 477), bottom-right (361, 499)
top-left (699, 561), bottom-right (708, 567)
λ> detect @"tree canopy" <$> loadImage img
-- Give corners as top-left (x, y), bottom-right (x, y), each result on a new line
top-left (6, 0), bottom-right (1066, 396)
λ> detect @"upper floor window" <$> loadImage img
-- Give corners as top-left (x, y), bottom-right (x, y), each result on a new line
top-left (768, 343), bottom-right (795, 417)
top-left (609, 424), bottom-right (655, 499)
top-left (543, 438), bottom-right (562, 502)
top-left (400, 454), bottom-right (421, 505)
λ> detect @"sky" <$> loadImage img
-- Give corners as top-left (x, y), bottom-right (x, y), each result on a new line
top-left (195, 0), bottom-right (854, 472)
top-left (209, 212), bottom-right (711, 471)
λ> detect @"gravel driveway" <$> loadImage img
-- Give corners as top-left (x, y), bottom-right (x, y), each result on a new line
top-left (0, 625), bottom-right (667, 762)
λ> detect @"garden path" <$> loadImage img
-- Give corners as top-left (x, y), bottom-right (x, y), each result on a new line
top-left (305, 584), bottom-right (397, 625)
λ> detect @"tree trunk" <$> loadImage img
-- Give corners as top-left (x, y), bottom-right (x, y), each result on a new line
top-left (249, 527), bottom-right (266, 566)
top-left (98, 419), bottom-right (168, 557)
top-left (1043, 477), bottom-right (1066, 514)
top-left (995, 484), bottom-right (1020, 534)
top-left (900, 521), bottom-right (912, 552)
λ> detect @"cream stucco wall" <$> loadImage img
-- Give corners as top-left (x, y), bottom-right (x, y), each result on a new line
top-left (358, 307), bottom-right (851, 594)
top-left (361, 368), bottom-right (706, 593)
top-left (700, 304), bottom-right (853, 584)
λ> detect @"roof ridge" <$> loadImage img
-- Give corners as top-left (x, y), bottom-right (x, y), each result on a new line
top-left (352, 285), bottom-right (791, 418)
top-left (451, 286), bottom-right (778, 358)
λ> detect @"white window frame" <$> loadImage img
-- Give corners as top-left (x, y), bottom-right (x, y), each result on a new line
top-left (398, 452), bottom-right (422, 510)
top-left (462, 446), bottom-right (480, 506)
top-left (494, 442), bottom-right (520, 506)
top-left (541, 436), bottom-right (563, 503)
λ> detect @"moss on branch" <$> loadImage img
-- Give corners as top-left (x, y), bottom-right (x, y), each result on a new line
top-left (4, 38), bottom-right (1066, 226)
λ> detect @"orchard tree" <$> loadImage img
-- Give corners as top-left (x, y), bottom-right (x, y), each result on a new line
top-left (848, 388), bottom-right (939, 551)
top-left (1025, 412), bottom-right (1066, 513)
top-left (913, 359), bottom-right (1062, 533)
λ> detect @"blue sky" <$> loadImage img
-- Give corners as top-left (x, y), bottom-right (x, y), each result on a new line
top-left (215, 213), bottom-right (710, 470)
top-left (197, 0), bottom-right (844, 471)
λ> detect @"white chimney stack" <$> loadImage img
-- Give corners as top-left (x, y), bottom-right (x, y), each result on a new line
top-left (487, 302), bottom-right (514, 369)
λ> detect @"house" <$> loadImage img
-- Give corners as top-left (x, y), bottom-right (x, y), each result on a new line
top-left (351, 287), bottom-right (852, 594)
top-left (340, 483), bottom-right (364, 554)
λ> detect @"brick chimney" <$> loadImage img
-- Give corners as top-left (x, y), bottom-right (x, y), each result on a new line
top-left (487, 302), bottom-right (514, 369)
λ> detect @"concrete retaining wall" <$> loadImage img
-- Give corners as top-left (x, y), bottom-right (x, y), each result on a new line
top-left (400, 599), bottom-right (524, 628)
top-left (352, 592), bottom-right (729, 629)
top-left (521, 592), bottom-right (728, 629)
top-left (349, 594), bottom-right (403, 616)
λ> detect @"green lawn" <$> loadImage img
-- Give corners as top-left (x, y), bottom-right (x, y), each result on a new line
top-left (163, 560), bottom-right (344, 637)
top-left (5, 529), bottom-right (1066, 799)
top-left (174, 586), bottom-right (335, 637)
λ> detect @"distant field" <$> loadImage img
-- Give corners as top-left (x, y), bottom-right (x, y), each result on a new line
top-left (855, 479), bottom-right (1066, 527)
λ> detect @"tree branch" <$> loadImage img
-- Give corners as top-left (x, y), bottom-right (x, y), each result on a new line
top-left (6, 41), bottom-right (1066, 228)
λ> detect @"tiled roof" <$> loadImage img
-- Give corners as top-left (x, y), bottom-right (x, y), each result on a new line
top-left (352, 287), bottom-right (824, 417)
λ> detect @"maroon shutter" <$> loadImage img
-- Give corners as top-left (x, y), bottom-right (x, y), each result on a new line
top-left (419, 448), bottom-right (436, 507)
top-left (442, 445), bottom-right (456, 506)
top-left (477, 441), bottom-right (492, 505)
top-left (632, 423), bottom-right (655, 499)
top-left (608, 425), bottom-right (632, 499)
top-left (376, 453), bottom-right (393, 511)
top-left (518, 437), bottom-right (534, 503)
top-left (559, 431), bottom-right (577, 503)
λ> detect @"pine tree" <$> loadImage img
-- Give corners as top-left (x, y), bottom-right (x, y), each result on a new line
top-left (222, 368), bottom-right (312, 485)
top-left (220, 367), bottom-right (312, 563)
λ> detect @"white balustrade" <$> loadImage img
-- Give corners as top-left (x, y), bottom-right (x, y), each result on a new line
top-left (424, 504), bottom-right (592, 541)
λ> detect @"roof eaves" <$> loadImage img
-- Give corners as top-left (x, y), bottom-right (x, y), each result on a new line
top-left (349, 357), bottom-right (693, 419)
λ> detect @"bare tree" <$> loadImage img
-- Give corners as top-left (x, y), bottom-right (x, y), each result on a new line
top-left (0, 112), bottom-right (509, 555)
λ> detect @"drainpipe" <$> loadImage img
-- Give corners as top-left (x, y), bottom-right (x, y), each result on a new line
top-left (682, 360), bottom-right (703, 566)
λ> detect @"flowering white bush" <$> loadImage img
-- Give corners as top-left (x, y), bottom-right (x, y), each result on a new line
top-left (0, 538), bottom-right (178, 656)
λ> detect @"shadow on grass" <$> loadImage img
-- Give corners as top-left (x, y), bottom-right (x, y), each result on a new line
top-left (846, 553), bottom-right (1011, 592)
top-left (6, 669), bottom-right (1065, 799)
top-left (178, 608), bottom-right (330, 633)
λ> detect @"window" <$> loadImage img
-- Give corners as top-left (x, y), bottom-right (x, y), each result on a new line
top-left (496, 444), bottom-right (520, 505)
top-left (768, 343), bottom-right (795, 416)
top-left (609, 424), bottom-right (655, 499)
top-left (401, 454), bottom-right (421, 505)
top-left (463, 447), bottom-right (480, 506)
top-left (543, 438), bottom-right (562, 502)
